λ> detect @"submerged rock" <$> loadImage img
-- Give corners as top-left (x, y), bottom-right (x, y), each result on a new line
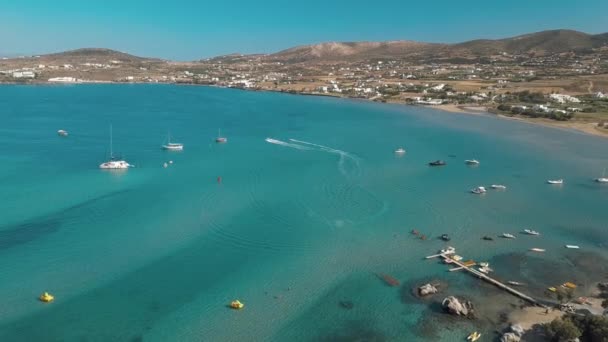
top-left (441, 296), bottom-right (474, 317)
top-left (339, 300), bottom-right (354, 310)
top-left (418, 284), bottom-right (438, 297)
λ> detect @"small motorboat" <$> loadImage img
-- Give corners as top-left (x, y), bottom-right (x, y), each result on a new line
top-left (548, 287), bottom-right (557, 292)
top-left (547, 179), bottom-right (563, 185)
top-left (471, 186), bottom-right (486, 194)
top-left (530, 248), bottom-right (546, 253)
top-left (524, 229), bottom-right (540, 236)
top-left (502, 233), bottom-right (516, 239)
top-left (491, 184), bottom-right (507, 190)
top-left (465, 159), bottom-right (480, 165)
top-left (163, 162), bottom-right (168, 168)
top-left (230, 300), bottom-right (244, 310)
top-left (428, 160), bottom-right (446, 166)
top-left (479, 262), bottom-right (489, 267)
top-left (57, 129), bottom-right (68, 137)
top-left (507, 281), bottom-right (525, 286)
top-left (467, 331), bottom-right (481, 341)
top-left (440, 234), bottom-right (451, 241)
top-left (482, 236), bottom-right (494, 241)
top-left (565, 245), bottom-right (580, 249)
top-left (39, 292), bottom-right (54, 303)
top-left (394, 148), bottom-right (406, 154)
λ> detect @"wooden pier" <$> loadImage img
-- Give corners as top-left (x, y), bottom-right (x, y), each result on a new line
top-left (427, 250), bottom-right (546, 308)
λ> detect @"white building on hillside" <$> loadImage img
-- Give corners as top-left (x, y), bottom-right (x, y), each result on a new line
top-left (549, 94), bottom-right (580, 104)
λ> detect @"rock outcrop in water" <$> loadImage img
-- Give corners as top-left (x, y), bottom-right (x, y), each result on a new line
top-left (500, 324), bottom-right (525, 342)
top-left (441, 296), bottom-right (474, 317)
top-left (418, 284), bottom-right (438, 297)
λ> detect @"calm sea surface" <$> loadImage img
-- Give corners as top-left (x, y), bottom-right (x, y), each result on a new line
top-left (0, 84), bottom-right (607, 341)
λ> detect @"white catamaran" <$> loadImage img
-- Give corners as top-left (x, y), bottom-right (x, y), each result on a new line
top-left (99, 125), bottom-right (132, 169)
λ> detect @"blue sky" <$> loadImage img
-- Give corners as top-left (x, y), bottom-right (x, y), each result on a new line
top-left (1, 0), bottom-right (607, 60)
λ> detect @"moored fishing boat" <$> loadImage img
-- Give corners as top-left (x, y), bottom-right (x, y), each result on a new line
top-left (524, 229), bottom-right (540, 235)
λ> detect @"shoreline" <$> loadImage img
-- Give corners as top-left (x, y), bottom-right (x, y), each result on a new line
top-left (1, 81), bottom-right (607, 139)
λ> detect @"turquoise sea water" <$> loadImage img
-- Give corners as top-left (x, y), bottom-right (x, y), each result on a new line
top-left (0, 84), bottom-right (607, 341)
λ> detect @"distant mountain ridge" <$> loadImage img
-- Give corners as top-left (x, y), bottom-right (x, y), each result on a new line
top-left (6, 29), bottom-right (608, 64)
top-left (268, 30), bottom-right (608, 62)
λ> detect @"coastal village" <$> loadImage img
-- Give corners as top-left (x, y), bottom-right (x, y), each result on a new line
top-left (2, 36), bottom-right (608, 136)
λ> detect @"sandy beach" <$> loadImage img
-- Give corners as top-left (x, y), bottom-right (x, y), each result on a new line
top-left (428, 103), bottom-right (608, 139)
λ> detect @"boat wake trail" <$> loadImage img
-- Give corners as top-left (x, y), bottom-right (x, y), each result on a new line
top-left (289, 139), bottom-right (361, 178)
top-left (265, 138), bottom-right (312, 150)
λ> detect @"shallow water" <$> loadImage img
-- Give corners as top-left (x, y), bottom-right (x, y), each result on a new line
top-left (0, 84), bottom-right (607, 341)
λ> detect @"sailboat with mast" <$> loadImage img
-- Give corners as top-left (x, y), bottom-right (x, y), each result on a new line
top-left (99, 125), bottom-right (132, 169)
top-left (161, 131), bottom-right (183, 151)
top-left (215, 129), bottom-right (227, 143)
top-left (596, 168), bottom-right (608, 183)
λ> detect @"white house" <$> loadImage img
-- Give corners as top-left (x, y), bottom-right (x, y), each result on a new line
top-left (12, 71), bottom-right (35, 78)
top-left (48, 77), bottom-right (79, 83)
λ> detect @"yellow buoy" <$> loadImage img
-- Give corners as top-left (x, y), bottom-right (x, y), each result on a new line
top-left (39, 292), bottom-right (54, 303)
top-left (230, 300), bottom-right (244, 310)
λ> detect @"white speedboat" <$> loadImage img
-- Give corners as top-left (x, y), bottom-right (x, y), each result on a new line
top-left (530, 248), bottom-right (546, 253)
top-left (596, 168), bottom-right (608, 183)
top-left (465, 159), bottom-right (480, 165)
top-left (524, 229), bottom-right (540, 236)
top-left (502, 233), bottom-right (516, 239)
top-left (491, 184), bottom-right (507, 190)
top-left (471, 186), bottom-right (487, 194)
top-left (394, 148), bottom-right (406, 154)
top-left (451, 255), bottom-right (463, 261)
top-left (162, 132), bottom-right (183, 151)
top-left (479, 262), bottom-right (489, 267)
top-left (57, 129), bottom-right (68, 137)
top-left (565, 245), bottom-right (580, 249)
top-left (215, 128), bottom-right (227, 143)
top-left (99, 125), bottom-right (131, 169)
top-left (547, 179), bottom-right (563, 184)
